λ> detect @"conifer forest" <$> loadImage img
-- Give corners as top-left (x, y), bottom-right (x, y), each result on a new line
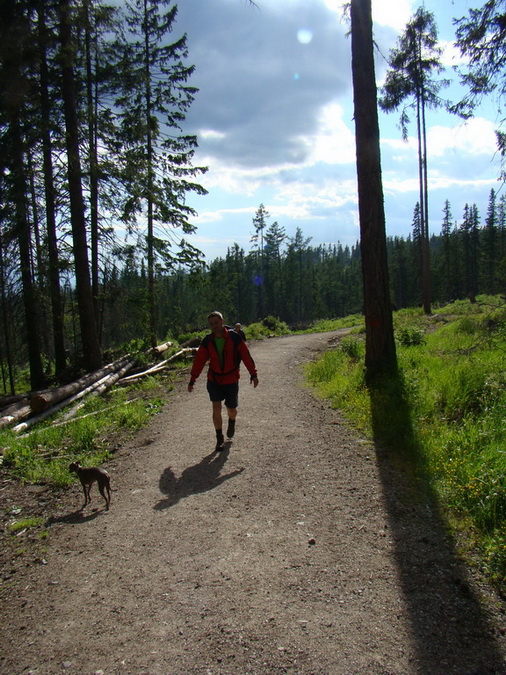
top-left (0, 0), bottom-right (505, 395)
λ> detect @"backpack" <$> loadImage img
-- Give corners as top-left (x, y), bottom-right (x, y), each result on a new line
top-left (201, 328), bottom-right (243, 378)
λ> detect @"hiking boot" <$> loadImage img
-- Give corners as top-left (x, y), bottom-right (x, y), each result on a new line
top-left (227, 419), bottom-right (236, 439)
top-left (215, 431), bottom-right (225, 452)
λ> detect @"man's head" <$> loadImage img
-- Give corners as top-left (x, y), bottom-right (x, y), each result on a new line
top-left (235, 322), bottom-right (242, 331)
top-left (207, 311), bottom-right (225, 336)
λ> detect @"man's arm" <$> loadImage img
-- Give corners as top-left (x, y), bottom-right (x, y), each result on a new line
top-left (188, 344), bottom-right (208, 391)
top-left (238, 341), bottom-right (259, 387)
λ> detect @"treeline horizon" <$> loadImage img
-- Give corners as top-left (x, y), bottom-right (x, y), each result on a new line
top-left (1, 1), bottom-right (505, 396)
top-left (1, 168), bottom-right (504, 395)
top-left (101, 190), bottom-right (505, 341)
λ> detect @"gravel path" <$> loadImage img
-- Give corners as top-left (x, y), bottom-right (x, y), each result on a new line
top-left (1, 331), bottom-right (505, 675)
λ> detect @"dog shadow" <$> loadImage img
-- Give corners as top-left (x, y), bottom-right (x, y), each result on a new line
top-left (154, 443), bottom-right (244, 510)
top-left (46, 508), bottom-right (106, 525)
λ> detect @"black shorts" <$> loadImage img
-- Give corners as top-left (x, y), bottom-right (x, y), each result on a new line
top-left (206, 381), bottom-right (239, 409)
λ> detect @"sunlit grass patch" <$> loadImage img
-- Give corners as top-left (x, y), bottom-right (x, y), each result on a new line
top-left (306, 296), bottom-right (506, 590)
top-left (0, 379), bottom-right (166, 486)
top-left (306, 314), bottom-right (364, 333)
top-left (306, 342), bottom-right (370, 434)
top-left (8, 517), bottom-right (45, 533)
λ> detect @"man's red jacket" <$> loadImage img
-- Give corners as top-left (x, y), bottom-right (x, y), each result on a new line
top-left (190, 328), bottom-right (257, 385)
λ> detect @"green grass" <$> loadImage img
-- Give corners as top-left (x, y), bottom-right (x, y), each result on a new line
top-left (8, 517), bottom-right (45, 533)
top-left (0, 377), bottom-right (168, 486)
top-left (245, 316), bottom-right (291, 339)
top-left (300, 314), bottom-right (365, 334)
top-left (306, 295), bottom-right (506, 590)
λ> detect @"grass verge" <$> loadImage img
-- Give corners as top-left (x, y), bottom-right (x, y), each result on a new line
top-left (0, 375), bottom-right (170, 487)
top-left (306, 295), bottom-right (506, 591)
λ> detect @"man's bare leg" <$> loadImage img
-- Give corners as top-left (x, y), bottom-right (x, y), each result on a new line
top-left (212, 401), bottom-right (225, 450)
top-left (226, 407), bottom-right (237, 438)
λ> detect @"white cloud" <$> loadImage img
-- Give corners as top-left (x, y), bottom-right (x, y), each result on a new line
top-left (440, 39), bottom-right (466, 68)
top-left (179, 0), bottom-right (350, 170)
top-left (372, 0), bottom-right (412, 31)
top-left (430, 117), bottom-right (497, 156)
top-left (193, 206), bottom-right (256, 225)
top-left (306, 102), bottom-right (356, 165)
top-left (172, 0), bottom-right (502, 260)
top-left (199, 129), bottom-right (226, 141)
top-left (381, 117), bottom-right (497, 159)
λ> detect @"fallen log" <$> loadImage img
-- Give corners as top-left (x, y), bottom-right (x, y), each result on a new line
top-left (57, 398), bottom-right (138, 427)
top-left (117, 348), bottom-right (197, 384)
top-left (29, 356), bottom-right (130, 413)
top-left (0, 402), bottom-right (32, 429)
top-left (13, 360), bottom-right (135, 434)
top-left (118, 359), bottom-right (169, 384)
top-left (149, 341), bottom-right (173, 355)
top-left (61, 360), bottom-right (135, 421)
top-left (180, 337), bottom-right (201, 349)
top-left (0, 393), bottom-right (28, 409)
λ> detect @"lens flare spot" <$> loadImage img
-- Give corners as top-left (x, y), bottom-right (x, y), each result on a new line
top-left (297, 28), bottom-right (313, 44)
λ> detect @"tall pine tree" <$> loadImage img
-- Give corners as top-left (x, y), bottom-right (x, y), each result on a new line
top-left (379, 8), bottom-right (452, 315)
top-left (114, 0), bottom-right (207, 348)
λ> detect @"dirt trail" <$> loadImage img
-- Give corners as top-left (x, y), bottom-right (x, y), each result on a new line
top-left (1, 331), bottom-right (505, 675)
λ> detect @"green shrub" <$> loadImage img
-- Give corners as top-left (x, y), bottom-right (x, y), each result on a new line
top-left (246, 317), bottom-right (291, 339)
top-left (339, 336), bottom-right (363, 359)
top-left (396, 326), bottom-right (426, 346)
top-left (457, 316), bottom-right (480, 335)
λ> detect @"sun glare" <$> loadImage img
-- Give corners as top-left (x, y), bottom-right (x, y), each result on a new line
top-left (297, 28), bottom-right (313, 44)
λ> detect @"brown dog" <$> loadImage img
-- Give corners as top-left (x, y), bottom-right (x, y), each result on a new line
top-left (69, 462), bottom-right (111, 511)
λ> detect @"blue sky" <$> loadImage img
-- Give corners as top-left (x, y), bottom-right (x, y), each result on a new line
top-left (172, 0), bottom-right (500, 262)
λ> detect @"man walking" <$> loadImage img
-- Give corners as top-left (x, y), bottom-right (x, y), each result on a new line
top-left (188, 312), bottom-right (259, 451)
top-left (235, 322), bottom-right (246, 341)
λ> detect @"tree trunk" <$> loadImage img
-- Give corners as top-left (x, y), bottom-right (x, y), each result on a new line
top-left (350, 0), bottom-right (397, 382)
top-left (83, 0), bottom-right (100, 326)
top-left (420, 73), bottom-right (431, 314)
top-left (38, 1), bottom-right (67, 376)
top-left (58, 0), bottom-right (102, 371)
top-left (0, 217), bottom-right (16, 396)
top-left (10, 116), bottom-right (46, 390)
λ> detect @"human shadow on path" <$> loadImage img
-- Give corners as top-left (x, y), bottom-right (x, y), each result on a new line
top-left (154, 444), bottom-right (244, 510)
top-left (369, 373), bottom-right (505, 674)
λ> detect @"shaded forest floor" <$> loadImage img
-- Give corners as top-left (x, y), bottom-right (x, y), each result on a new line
top-left (1, 331), bottom-right (505, 675)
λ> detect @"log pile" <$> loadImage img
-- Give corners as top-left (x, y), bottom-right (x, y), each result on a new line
top-left (0, 342), bottom-right (196, 434)
top-left (13, 358), bottom-right (136, 434)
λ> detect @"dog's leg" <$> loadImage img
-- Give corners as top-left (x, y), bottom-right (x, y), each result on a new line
top-left (98, 480), bottom-right (111, 510)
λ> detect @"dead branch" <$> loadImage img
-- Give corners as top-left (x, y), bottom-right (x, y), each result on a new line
top-left (117, 348), bottom-right (197, 384)
top-left (19, 398), bottom-right (140, 438)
